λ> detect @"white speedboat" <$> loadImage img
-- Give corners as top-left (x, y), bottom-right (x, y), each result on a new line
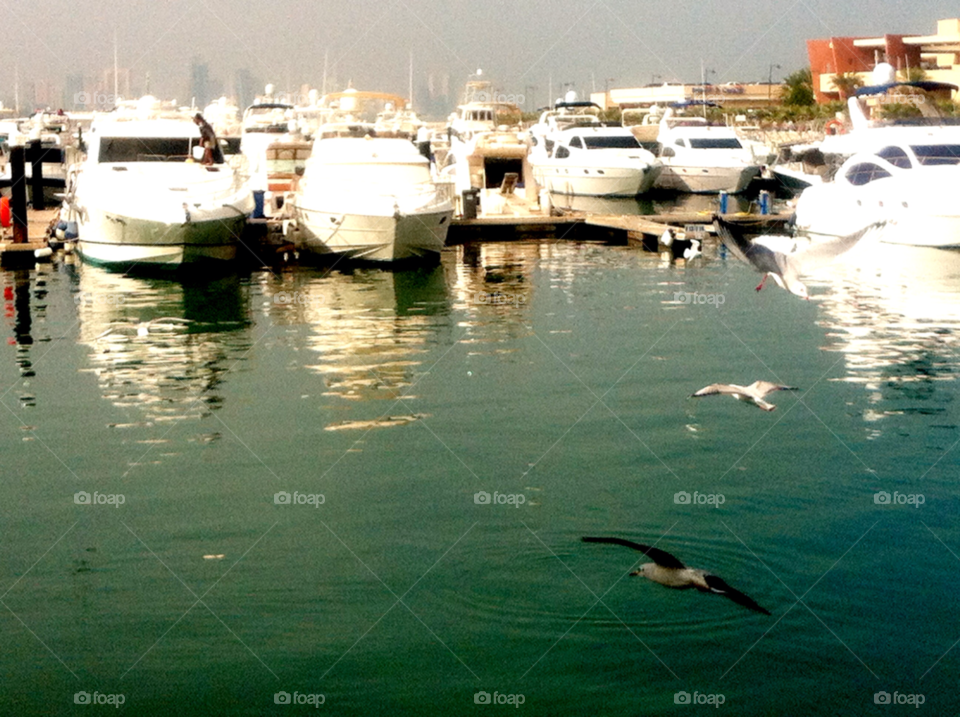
top-left (795, 141), bottom-right (960, 248)
top-left (62, 97), bottom-right (253, 268)
top-left (655, 114), bottom-right (761, 193)
top-left (530, 124), bottom-right (661, 197)
top-left (291, 122), bottom-right (454, 262)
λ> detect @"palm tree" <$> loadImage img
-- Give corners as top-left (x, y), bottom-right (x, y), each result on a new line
top-left (831, 72), bottom-right (864, 101)
top-left (782, 68), bottom-right (814, 106)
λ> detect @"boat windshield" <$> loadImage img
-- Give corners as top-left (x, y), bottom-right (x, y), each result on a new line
top-left (876, 146), bottom-right (912, 168)
top-left (910, 145), bottom-right (960, 166)
top-left (583, 136), bottom-right (642, 150)
top-left (98, 137), bottom-right (221, 163)
top-left (688, 138), bottom-right (743, 149)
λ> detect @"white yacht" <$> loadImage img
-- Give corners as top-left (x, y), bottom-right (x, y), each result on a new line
top-left (61, 97), bottom-right (253, 268)
top-left (795, 141), bottom-right (960, 248)
top-left (530, 123), bottom-right (661, 197)
top-left (291, 122), bottom-right (454, 262)
top-left (655, 113), bottom-right (761, 193)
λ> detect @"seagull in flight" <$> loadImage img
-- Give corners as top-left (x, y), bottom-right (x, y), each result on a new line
top-left (713, 215), bottom-right (884, 299)
top-left (691, 380), bottom-right (797, 412)
top-left (582, 537), bottom-right (770, 615)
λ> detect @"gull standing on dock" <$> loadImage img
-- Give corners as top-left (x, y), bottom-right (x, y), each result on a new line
top-left (713, 215), bottom-right (885, 299)
top-left (691, 380), bottom-right (797, 412)
top-left (582, 537), bottom-right (771, 615)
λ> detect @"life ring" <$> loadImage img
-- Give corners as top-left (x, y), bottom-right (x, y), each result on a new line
top-left (824, 119), bottom-right (846, 136)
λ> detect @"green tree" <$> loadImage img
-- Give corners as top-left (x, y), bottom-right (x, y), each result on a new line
top-left (900, 67), bottom-right (928, 83)
top-left (831, 72), bottom-right (864, 100)
top-left (782, 68), bottom-right (815, 106)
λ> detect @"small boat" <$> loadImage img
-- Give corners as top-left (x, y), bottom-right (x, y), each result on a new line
top-left (62, 96), bottom-right (253, 268)
top-left (655, 112), bottom-right (761, 193)
top-left (291, 121), bottom-right (454, 262)
top-left (795, 141), bottom-right (960, 248)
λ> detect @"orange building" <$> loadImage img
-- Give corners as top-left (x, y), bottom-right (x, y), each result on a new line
top-left (808, 18), bottom-right (960, 102)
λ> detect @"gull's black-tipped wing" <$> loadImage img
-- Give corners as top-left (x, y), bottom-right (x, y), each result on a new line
top-left (581, 537), bottom-right (685, 569)
top-left (704, 574), bottom-right (771, 615)
top-left (749, 381), bottom-right (798, 397)
top-left (713, 215), bottom-right (786, 277)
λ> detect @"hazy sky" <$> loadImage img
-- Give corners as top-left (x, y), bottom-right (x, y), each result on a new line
top-left (6, 0), bottom-right (959, 113)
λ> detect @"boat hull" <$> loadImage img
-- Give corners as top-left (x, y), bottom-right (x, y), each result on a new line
top-left (77, 208), bottom-right (245, 267)
top-left (533, 164), bottom-right (661, 197)
top-left (296, 205), bottom-right (453, 262)
top-left (656, 163), bottom-right (760, 193)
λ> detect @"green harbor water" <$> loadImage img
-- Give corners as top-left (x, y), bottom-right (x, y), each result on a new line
top-left (2, 235), bottom-right (959, 715)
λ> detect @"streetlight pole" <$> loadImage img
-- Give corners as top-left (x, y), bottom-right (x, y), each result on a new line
top-left (768, 63), bottom-right (781, 104)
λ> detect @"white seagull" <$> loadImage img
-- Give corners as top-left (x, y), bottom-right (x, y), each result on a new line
top-left (713, 215), bottom-right (885, 299)
top-left (582, 537), bottom-right (770, 615)
top-left (691, 380), bottom-right (797, 412)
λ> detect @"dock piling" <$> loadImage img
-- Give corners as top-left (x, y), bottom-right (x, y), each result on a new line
top-left (28, 139), bottom-right (45, 211)
top-left (9, 144), bottom-right (28, 244)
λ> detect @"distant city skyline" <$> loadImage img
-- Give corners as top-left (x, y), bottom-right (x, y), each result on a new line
top-left (4, 0), bottom-right (959, 117)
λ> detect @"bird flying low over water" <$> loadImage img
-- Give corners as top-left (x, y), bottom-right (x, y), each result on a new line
top-left (713, 215), bottom-right (885, 299)
top-left (691, 380), bottom-right (797, 412)
top-left (582, 537), bottom-right (771, 615)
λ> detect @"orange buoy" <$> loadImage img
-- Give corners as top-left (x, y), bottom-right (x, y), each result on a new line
top-left (0, 196), bottom-right (9, 228)
top-left (824, 119), bottom-right (846, 136)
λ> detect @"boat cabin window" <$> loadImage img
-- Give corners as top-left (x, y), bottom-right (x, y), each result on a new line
top-left (675, 139), bottom-right (687, 148)
top-left (469, 110), bottom-right (494, 123)
top-left (98, 137), bottom-right (222, 163)
top-left (845, 162), bottom-right (892, 186)
top-left (876, 146), bottom-right (912, 169)
top-left (688, 138), bottom-right (743, 149)
top-left (569, 136), bottom-right (584, 149)
top-left (583, 135), bottom-right (642, 150)
top-left (544, 139), bottom-right (555, 154)
top-left (910, 145), bottom-right (960, 166)
top-left (555, 145), bottom-right (571, 159)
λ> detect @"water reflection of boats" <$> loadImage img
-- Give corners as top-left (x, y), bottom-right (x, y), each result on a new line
top-left (76, 267), bottom-right (249, 427)
top-left (812, 244), bottom-right (960, 428)
top-left (258, 265), bottom-right (451, 403)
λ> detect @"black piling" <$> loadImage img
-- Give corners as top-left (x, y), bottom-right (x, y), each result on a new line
top-left (28, 139), bottom-right (45, 211)
top-left (9, 144), bottom-right (28, 244)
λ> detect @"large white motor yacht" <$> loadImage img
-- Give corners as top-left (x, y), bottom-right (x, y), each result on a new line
top-left (291, 122), bottom-right (454, 262)
top-left (655, 113), bottom-right (761, 193)
top-left (63, 96), bottom-right (253, 268)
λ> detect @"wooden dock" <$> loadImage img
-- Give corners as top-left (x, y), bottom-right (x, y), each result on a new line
top-left (0, 208), bottom-right (56, 265)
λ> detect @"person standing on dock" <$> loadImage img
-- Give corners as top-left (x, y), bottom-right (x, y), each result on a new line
top-left (193, 113), bottom-right (218, 166)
